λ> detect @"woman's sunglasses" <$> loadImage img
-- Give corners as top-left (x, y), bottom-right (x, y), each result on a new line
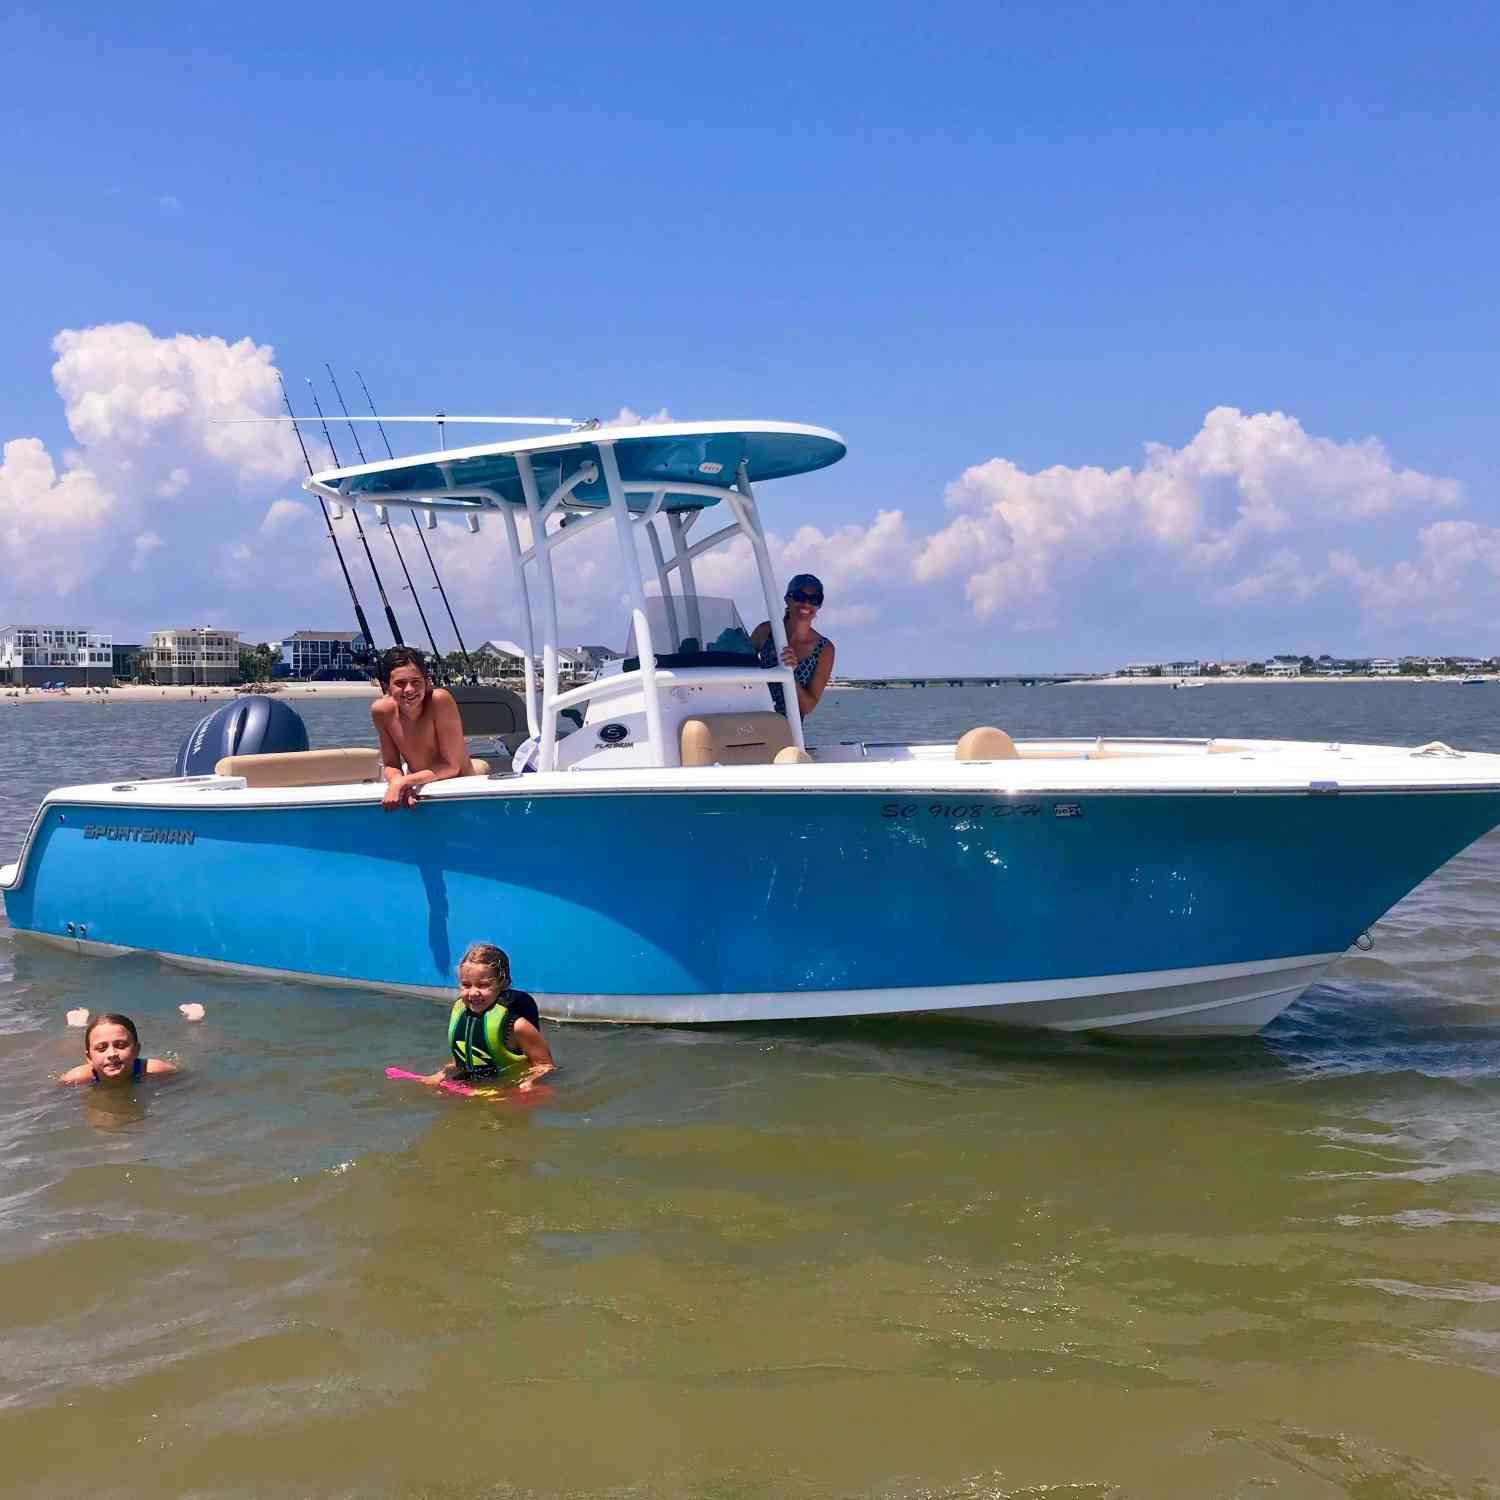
top-left (786, 590), bottom-right (823, 605)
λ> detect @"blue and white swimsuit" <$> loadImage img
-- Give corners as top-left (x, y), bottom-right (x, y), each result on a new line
top-left (758, 634), bottom-right (829, 716)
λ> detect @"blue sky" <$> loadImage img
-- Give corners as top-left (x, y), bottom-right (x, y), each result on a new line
top-left (3, 0), bottom-right (1498, 672)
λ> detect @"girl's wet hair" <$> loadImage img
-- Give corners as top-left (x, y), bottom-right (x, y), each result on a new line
top-left (84, 1013), bottom-right (139, 1051)
top-left (378, 645), bottom-right (431, 690)
top-left (459, 942), bottom-right (511, 988)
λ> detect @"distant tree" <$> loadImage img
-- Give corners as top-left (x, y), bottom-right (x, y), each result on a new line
top-left (1299, 656), bottom-right (1315, 672)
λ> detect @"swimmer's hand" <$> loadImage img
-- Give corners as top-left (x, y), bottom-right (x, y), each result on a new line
top-left (66, 1008), bottom-right (90, 1028)
top-left (179, 1003), bottom-right (206, 1021)
top-left (420, 1069), bottom-right (451, 1087)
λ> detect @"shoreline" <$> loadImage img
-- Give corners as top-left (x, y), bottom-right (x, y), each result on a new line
top-left (1071, 674), bottom-right (1493, 687)
top-left (0, 683), bottom-right (381, 705)
top-left (4, 675), bottom-right (1490, 707)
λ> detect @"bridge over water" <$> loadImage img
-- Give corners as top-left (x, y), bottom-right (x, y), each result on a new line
top-left (837, 674), bottom-right (1103, 689)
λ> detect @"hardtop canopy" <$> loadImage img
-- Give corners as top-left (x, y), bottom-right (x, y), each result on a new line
top-left (306, 420), bottom-right (846, 511)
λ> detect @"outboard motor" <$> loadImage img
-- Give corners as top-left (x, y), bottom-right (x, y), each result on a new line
top-left (174, 695), bottom-right (309, 777)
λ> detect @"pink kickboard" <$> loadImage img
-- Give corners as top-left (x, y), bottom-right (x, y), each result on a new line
top-left (385, 1066), bottom-right (481, 1097)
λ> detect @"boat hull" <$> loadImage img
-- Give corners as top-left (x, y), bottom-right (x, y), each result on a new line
top-left (6, 783), bottom-right (1498, 1034)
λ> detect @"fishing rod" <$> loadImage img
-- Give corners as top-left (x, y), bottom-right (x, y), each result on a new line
top-left (325, 364), bottom-right (444, 670)
top-left (278, 376), bottom-right (379, 666)
top-left (305, 378), bottom-right (405, 649)
top-left (356, 369), bottom-right (478, 684)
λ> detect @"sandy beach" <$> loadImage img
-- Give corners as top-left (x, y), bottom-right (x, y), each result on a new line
top-left (0, 682), bottom-right (381, 706)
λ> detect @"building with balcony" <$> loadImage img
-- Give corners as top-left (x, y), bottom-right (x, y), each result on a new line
top-left (1, 625), bottom-right (114, 687)
top-left (279, 630), bottom-right (370, 680)
top-left (150, 627), bottom-right (243, 686)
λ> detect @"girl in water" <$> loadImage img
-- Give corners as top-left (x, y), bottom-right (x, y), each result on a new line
top-left (371, 646), bottom-right (474, 810)
top-left (423, 942), bottom-right (555, 1092)
top-left (58, 1013), bottom-right (181, 1086)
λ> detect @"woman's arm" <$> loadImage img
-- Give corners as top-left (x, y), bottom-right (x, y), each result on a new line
top-left (796, 639), bottom-right (835, 715)
top-left (509, 1017), bottom-right (555, 1090)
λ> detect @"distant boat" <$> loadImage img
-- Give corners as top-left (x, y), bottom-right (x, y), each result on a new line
top-left (1172, 681), bottom-right (1205, 690)
top-left (1460, 675), bottom-right (1487, 685)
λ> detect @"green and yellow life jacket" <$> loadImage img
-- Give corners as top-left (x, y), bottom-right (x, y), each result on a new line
top-left (447, 996), bottom-right (527, 1076)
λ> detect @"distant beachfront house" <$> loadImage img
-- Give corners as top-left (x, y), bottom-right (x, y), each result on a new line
top-left (475, 639), bottom-right (533, 679)
top-left (1165, 660), bottom-right (1201, 678)
top-left (564, 644), bottom-right (624, 674)
top-left (1219, 661), bottom-right (1253, 677)
top-left (112, 643), bottom-right (145, 681)
top-left (151, 627), bottom-right (243, 686)
top-left (1122, 662), bottom-right (1160, 677)
top-left (1369, 658), bottom-right (1399, 675)
top-left (0, 624), bottom-right (113, 688)
top-left (278, 629), bottom-right (368, 680)
top-left (1265, 659), bottom-right (1301, 677)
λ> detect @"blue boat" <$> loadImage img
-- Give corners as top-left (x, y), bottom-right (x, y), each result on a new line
top-left (6, 420), bottom-right (1500, 1034)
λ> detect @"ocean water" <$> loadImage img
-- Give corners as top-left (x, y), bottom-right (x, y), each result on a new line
top-left (1, 684), bottom-right (1498, 1499)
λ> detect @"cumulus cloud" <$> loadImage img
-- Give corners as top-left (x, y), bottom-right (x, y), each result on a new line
top-left (261, 498), bottom-right (306, 534)
top-left (603, 405), bottom-right (673, 428)
top-left (1329, 521), bottom-right (1500, 621)
top-left (0, 438), bottom-right (116, 594)
top-left (1215, 548), bottom-right (1322, 605)
top-left (915, 406), bottom-right (1462, 621)
top-left (131, 531), bottom-right (163, 572)
top-left (1, 323), bottom-right (302, 611)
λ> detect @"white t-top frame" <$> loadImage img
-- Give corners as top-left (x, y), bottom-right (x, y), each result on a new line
top-left (310, 438), bottom-right (804, 771)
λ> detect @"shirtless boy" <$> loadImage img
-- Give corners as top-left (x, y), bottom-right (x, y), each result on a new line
top-left (370, 646), bottom-right (474, 810)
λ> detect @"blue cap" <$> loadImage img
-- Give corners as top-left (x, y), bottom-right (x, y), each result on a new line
top-left (785, 573), bottom-right (824, 600)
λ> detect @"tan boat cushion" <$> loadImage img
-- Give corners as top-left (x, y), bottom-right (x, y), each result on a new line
top-left (215, 748), bottom-right (493, 787)
top-left (955, 726), bottom-right (1020, 761)
top-left (215, 748), bottom-right (383, 787)
top-left (773, 745), bottom-right (813, 765)
top-left (681, 713), bottom-right (795, 767)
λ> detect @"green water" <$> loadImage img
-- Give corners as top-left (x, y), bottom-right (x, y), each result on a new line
top-left (2, 686), bottom-right (1498, 1497)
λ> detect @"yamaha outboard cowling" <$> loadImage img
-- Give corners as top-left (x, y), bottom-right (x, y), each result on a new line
top-left (174, 695), bottom-right (309, 777)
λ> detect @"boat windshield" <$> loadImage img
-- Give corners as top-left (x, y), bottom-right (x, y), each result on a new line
top-left (624, 594), bottom-right (758, 665)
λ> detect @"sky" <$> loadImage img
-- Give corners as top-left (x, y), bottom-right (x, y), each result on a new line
top-left (3, 0), bottom-right (1498, 674)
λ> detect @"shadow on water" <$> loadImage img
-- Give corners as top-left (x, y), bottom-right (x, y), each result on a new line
top-left (1264, 979), bottom-right (1500, 1083)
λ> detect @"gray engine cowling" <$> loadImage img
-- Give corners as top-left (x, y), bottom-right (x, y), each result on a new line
top-left (174, 695), bottom-right (310, 777)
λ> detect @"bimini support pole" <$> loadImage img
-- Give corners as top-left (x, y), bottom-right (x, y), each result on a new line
top-left (667, 511), bottom-right (704, 646)
top-left (497, 501), bottom-right (540, 739)
top-left (597, 441), bottom-right (668, 766)
top-left (644, 523), bottom-right (683, 649)
top-left (516, 453), bottom-right (562, 770)
top-left (730, 460), bottom-right (804, 750)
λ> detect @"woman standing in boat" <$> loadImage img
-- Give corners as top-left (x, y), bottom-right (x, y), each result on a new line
top-left (371, 646), bottom-right (474, 809)
top-left (751, 572), bottom-right (835, 718)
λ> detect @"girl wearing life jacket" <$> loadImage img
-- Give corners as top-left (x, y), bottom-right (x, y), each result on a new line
top-left (423, 943), bottom-right (554, 1091)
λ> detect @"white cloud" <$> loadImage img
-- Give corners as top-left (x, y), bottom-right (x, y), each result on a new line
top-left (915, 406), bottom-right (1462, 620)
top-left (261, 498), bottom-right (306, 534)
top-left (603, 405), bottom-right (673, 428)
top-left (131, 531), bottom-right (163, 572)
top-left (1215, 548), bottom-right (1322, 604)
top-left (1, 323), bottom-right (302, 605)
top-left (1329, 521), bottom-right (1500, 621)
top-left (0, 438), bottom-right (116, 595)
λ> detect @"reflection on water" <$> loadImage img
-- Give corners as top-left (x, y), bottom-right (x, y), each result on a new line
top-left (2, 687), bottom-right (1499, 1496)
